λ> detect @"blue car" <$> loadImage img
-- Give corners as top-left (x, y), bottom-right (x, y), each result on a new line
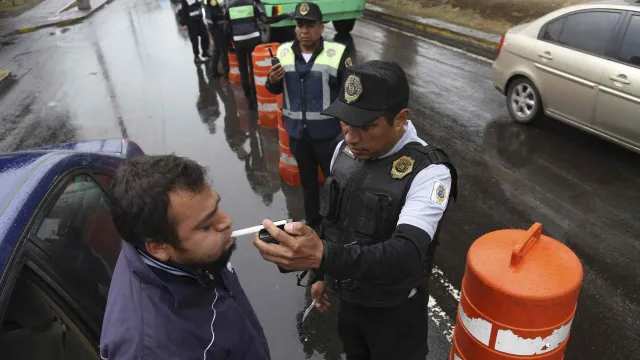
top-left (0, 139), bottom-right (143, 359)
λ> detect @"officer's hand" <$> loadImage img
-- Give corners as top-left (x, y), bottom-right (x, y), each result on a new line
top-left (311, 281), bottom-right (330, 313)
top-left (252, 219), bottom-right (323, 271)
top-left (268, 64), bottom-right (285, 83)
top-left (183, 25), bottom-right (188, 32)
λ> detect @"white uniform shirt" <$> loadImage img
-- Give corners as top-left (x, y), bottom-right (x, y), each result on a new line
top-left (330, 120), bottom-right (453, 298)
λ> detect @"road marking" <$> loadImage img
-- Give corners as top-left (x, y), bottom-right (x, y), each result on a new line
top-left (428, 295), bottom-right (455, 342)
top-left (358, 19), bottom-right (495, 64)
top-left (433, 265), bottom-right (461, 302)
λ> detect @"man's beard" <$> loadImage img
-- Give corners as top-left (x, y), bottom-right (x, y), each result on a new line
top-left (181, 238), bottom-right (238, 275)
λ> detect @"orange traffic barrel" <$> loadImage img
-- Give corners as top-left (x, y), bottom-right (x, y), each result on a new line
top-left (257, 96), bottom-right (280, 128)
top-left (277, 93), bottom-right (283, 108)
top-left (279, 145), bottom-right (300, 186)
top-left (253, 68), bottom-right (273, 98)
top-left (252, 42), bottom-right (280, 72)
top-left (228, 51), bottom-right (241, 84)
top-left (450, 223), bottom-right (583, 360)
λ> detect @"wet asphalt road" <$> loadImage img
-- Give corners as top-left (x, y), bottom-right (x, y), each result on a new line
top-left (0, 0), bottom-right (639, 358)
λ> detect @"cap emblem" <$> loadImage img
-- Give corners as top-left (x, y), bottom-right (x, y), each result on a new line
top-left (344, 74), bottom-right (362, 104)
top-left (300, 2), bottom-right (310, 15)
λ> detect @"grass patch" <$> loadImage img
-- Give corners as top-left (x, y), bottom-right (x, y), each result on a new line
top-left (369, 0), bottom-right (590, 34)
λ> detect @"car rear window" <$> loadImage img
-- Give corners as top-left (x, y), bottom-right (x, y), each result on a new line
top-left (554, 11), bottom-right (622, 56)
top-left (619, 15), bottom-right (640, 66)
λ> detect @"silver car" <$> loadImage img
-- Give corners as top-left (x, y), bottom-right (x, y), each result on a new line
top-left (492, 0), bottom-right (640, 154)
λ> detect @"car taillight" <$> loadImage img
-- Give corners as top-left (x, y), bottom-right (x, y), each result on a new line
top-left (497, 33), bottom-right (506, 56)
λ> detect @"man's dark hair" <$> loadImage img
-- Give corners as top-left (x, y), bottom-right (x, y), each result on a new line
top-left (110, 155), bottom-right (208, 249)
top-left (384, 104), bottom-right (407, 125)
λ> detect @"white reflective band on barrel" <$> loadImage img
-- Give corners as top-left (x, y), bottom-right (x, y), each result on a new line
top-left (254, 76), bottom-right (267, 86)
top-left (494, 318), bottom-right (573, 355)
top-left (454, 355), bottom-right (462, 360)
top-left (459, 302), bottom-right (574, 356)
top-left (230, 67), bottom-right (240, 74)
top-left (258, 102), bottom-right (278, 112)
top-left (459, 303), bottom-right (492, 346)
top-left (280, 152), bottom-right (297, 166)
top-left (256, 58), bottom-right (272, 67)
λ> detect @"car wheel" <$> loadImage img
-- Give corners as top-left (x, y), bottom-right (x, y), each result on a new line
top-left (506, 77), bottom-right (543, 124)
top-left (333, 19), bottom-right (356, 34)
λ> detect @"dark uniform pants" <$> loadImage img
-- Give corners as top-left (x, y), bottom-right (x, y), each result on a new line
top-left (188, 20), bottom-right (210, 57)
top-left (338, 286), bottom-right (429, 360)
top-left (209, 23), bottom-right (229, 75)
top-left (289, 129), bottom-right (334, 224)
top-left (235, 37), bottom-right (261, 97)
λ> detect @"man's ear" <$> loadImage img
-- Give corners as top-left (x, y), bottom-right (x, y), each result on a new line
top-left (145, 240), bottom-right (172, 262)
top-left (393, 108), bottom-right (409, 129)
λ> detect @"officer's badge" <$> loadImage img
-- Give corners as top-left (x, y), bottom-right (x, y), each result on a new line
top-left (345, 57), bottom-right (353, 67)
top-left (300, 2), bottom-right (309, 15)
top-left (430, 180), bottom-right (449, 208)
top-left (343, 74), bottom-right (362, 104)
top-left (391, 156), bottom-right (414, 179)
top-left (327, 49), bottom-right (336, 57)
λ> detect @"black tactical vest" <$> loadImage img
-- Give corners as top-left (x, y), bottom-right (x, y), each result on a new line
top-left (319, 141), bottom-right (458, 307)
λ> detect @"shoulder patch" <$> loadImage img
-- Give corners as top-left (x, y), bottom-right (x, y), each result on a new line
top-left (429, 180), bottom-right (449, 208)
top-left (279, 47), bottom-right (290, 57)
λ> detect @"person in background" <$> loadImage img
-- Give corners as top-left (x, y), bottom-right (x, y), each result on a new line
top-left (179, 0), bottom-right (212, 63)
top-left (100, 155), bottom-right (270, 360)
top-left (266, 1), bottom-right (352, 230)
top-left (203, 0), bottom-right (230, 78)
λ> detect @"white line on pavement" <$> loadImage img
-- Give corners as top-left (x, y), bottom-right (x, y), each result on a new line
top-left (428, 295), bottom-right (455, 342)
top-left (359, 18), bottom-right (495, 64)
top-left (432, 265), bottom-right (462, 302)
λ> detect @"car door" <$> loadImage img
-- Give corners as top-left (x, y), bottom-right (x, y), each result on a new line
top-left (0, 245), bottom-right (101, 359)
top-left (535, 9), bottom-right (625, 126)
top-left (594, 12), bottom-right (640, 149)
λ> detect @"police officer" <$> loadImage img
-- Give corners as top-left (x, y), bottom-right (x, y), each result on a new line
top-left (178, 0), bottom-right (211, 63)
top-left (266, 1), bottom-right (352, 230)
top-left (224, 0), bottom-right (267, 107)
top-left (203, 0), bottom-right (230, 78)
top-left (254, 60), bottom-right (458, 360)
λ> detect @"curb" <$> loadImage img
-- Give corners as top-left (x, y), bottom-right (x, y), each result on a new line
top-left (363, 4), bottom-right (501, 60)
top-left (6, 0), bottom-right (112, 36)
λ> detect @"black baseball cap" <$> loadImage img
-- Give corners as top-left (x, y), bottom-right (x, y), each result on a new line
top-left (293, 2), bottom-right (322, 22)
top-left (321, 60), bottom-right (410, 127)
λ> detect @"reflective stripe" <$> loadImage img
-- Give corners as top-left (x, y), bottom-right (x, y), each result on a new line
top-left (454, 355), bottom-right (462, 360)
top-left (256, 58), bottom-right (272, 67)
top-left (190, 10), bottom-right (202, 16)
top-left (280, 152), bottom-right (298, 166)
top-left (258, 101), bottom-right (279, 112)
top-left (228, 5), bottom-right (254, 20)
top-left (254, 75), bottom-right (267, 86)
top-left (205, 18), bottom-right (213, 24)
top-left (230, 67), bottom-right (240, 74)
top-left (459, 303), bottom-right (492, 346)
top-left (310, 63), bottom-right (338, 78)
top-left (233, 31), bottom-right (260, 41)
top-left (282, 109), bottom-right (333, 121)
top-left (494, 319), bottom-right (573, 355)
top-left (459, 301), bottom-right (574, 356)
